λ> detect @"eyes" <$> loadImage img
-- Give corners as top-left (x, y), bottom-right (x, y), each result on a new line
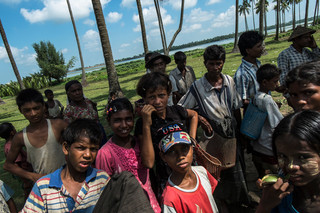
top-left (278, 153), bottom-right (312, 162)
top-left (146, 93), bottom-right (167, 101)
top-left (289, 90), bottom-right (316, 98)
top-left (75, 145), bottom-right (99, 153)
top-left (112, 117), bottom-right (133, 123)
top-left (165, 144), bottom-right (190, 157)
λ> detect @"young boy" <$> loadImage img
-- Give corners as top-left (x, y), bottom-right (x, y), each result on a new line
top-left (160, 131), bottom-right (218, 213)
top-left (44, 89), bottom-right (64, 119)
top-left (234, 31), bottom-right (265, 107)
top-left (22, 119), bottom-right (110, 212)
top-left (169, 51), bottom-right (196, 104)
top-left (252, 64), bottom-right (283, 178)
top-left (0, 179), bottom-right (17, 213)
top-left (4, 88), bottom-right (67, 183)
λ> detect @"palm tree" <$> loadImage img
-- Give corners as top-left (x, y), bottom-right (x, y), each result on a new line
top-left (264, 0), bottom-right (269, 36)
top-left (232, 0), bottom-right (240, 53)
top-left (91, 0), bottom-right (123, 98)
top-left (297, 0), bottom-right (302, 22)
top-left (313, 0), bottom-right (319, 25)
top-left (305, 0), bottom-right (309, 27)
top-left (66, 0), bottom-right (87, 86)
top-left (255, 0), bottom-right (265, 35)
top-left (0, 19), bottom-right (25, 89)
top-left (239, 0), bottom-right (250, 31)
top-left (281, 0), bottom-right (290, 32)
top-left (289, 0), bottom-right (296, 30)
top-left (250, 0), bottom-right (256, 30)
top-left (136, 0), bottom-right (148, 54)
top-left (274, 0), bottom-right (280, 40)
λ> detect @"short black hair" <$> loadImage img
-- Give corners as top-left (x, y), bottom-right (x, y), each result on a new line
top-left (63, 118), bottom-right (102, 147)
top-left (106, 98), bottom-right (134, 120)
top-left (16, 88), bottom-right (44, 110)
top-left (238, 31), bottom-right (264, 57)
top-left (44, 89), bottom-right (53, 96)
top-left (136, 72), bottom-right (172, 98)
top-left (256, 64), bottom-right (281, 84)
top-left (286, 61), bottom-right (320, 87)
top-left (174, 51), bottom-right (187, 63)
top-left (0, 122), bottom-right (14, 140)
top-left (203, 45), bottom-right (226, 63)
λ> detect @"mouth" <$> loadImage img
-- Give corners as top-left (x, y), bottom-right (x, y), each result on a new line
top-left (289, 174), bottom-right (302, 182)
top-left (177, 162), bottom-right (189, 169)
top-left (79, 161), bottom-right (91, 168)
top-left (119, 129), bottom-right (130, 134)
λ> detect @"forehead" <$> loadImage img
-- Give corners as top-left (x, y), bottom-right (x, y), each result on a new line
top-left (275, 134), bottom-right (316, 154)
top-left (153, 58), bottom-right (165, 64)
top-left (20, 101), bottom-right (44, 110)
top-left (72, 136), bottom-right (98, 146)
top-left (206, 59), bottom-right (224, 64)
top-left (289, 81), bottom-right (320, 91)
top-left (145, 86), bottom-right (168, 96)
top-left (68, 83), bottom-right (82, 91)
top-left (110, 110), bottom-right (133, 118)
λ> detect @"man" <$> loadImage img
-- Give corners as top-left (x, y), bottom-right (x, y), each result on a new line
top-left (277, 25), bottom-right (320, 91)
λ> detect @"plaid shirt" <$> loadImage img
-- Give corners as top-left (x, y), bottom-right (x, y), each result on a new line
top-left (233, 58), bottom-right (260, 101)
top-left (278, 45), bottom-right (320, 86)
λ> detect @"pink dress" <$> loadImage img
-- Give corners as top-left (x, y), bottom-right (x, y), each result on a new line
top-left (96, 137), bottom-right (161, 213)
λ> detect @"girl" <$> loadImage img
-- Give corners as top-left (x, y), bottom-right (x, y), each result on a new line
top-left (134, 72), bottom-right (198, 198)
top-left (286, 61), bottom-right (320, 112)
top-left (256, 110), bottom-right (320, 213)
top-left (95, 98), bottom-right (161, 212)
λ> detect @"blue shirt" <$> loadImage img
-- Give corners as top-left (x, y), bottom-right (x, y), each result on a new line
top-left (272, 193), bottom-right (299, 213)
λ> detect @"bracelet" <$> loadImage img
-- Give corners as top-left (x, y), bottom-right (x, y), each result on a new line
top-left (203, 130), bottom-right (214, 139)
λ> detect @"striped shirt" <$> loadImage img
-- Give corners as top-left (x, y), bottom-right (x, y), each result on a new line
top-left (22, 166), bottom-right (109, 213)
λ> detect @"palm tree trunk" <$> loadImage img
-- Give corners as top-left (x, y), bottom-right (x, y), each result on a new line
top-left (245, 12), bottom-right (249, 31)
top-left (251, 0), bottom-right (256, 30)
top-left (232, 0), bottom-right (239, 53)
top-left (91, 0), bottom-right (123, 98)
top-left (305, 0), bottom-right (309, 27)
top-left (275, 0), bottom-right (280, 40)
top-left (0, 19), bottom-right (25, 89)
top-left (136, 0), bottom-right (148, 54)
top-left (299, 1), bottom-right (301, 22)
top-left (292, 2), bottom-right (296, 30)
top-left (66, 0), bottom-right (87, 86)
top-left (259, 0), bottom-right (265, 35)
top-left (313, 0), bottom-right (319, 25)
top-left (167, 0), bottom-right (184, 51)
top-left (154, 0), bottom-right (168, 55)
top-left (264, 5), bottom-right (267, 36)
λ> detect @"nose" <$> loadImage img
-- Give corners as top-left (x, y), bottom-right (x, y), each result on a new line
top-left (297, 95), bottom-right (308, 106)
top-left (120, 120), bottom-right (128, 128)
top-left (286, 159), bottom-right (300, 172)
top-left (30, 109), bottom-right (37, 116)
top-left (154, 96), bottom-right (162, 105)
top-left (83, 149), bottom-right (91, 159)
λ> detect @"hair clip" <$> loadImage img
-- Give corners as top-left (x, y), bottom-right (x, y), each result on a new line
top-left (142, 87), bottom-right (146, 91)
top-left (106, 107), bottom-right (113, 115)
top-left (113, 106), bottom-right (117, 112)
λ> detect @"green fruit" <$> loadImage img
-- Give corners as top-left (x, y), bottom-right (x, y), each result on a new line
top-left (261, 174), bottom-right (278, 184)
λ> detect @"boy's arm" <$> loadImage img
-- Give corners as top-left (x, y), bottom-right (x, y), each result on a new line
top-left (51, 119), bottom-right (68, 144)
top-left (3, 133), bottom-right (44, 182)
top-left (7, 198), bottom-right (17, 213)
top-left (186, 109), bottom-right (198, 139)
top-left (57, 100), bottom-right (64, 113)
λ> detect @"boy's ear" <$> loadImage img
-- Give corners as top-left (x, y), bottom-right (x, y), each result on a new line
top-left (62, 141), bottom-right (69, 155)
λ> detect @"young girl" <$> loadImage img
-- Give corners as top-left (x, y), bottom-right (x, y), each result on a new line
top-left (95, 98), bottom-right (161, 212)
top-left (256, 110), bottom-right (320, 213)
top-left (134, 72), bottom-right (198, 198)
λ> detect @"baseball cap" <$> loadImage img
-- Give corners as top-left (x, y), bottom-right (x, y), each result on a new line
top-left (159, 131), bottom-right (192, 153)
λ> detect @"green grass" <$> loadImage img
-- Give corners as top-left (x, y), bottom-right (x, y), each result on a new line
top-left (1, 28), bottom-right (319, 209)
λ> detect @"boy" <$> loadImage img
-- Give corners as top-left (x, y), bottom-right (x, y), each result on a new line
top-left (22, 119), bottom-right (110, 212)
top-left (252, 64), bottom-right (283, 178)
top-left (160, 131), bottom-right (218, 213)
top-left (169, 51), bottom-right (196, 104)
top-left (44, 89), bottom-right (64, 119)
top-left (4, 88), bottom-right (66, 183)
top-left (234, 31), bottom-right (264, 107)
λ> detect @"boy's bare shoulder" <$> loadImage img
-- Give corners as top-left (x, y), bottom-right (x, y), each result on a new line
top-left (12, 130), bottom-right (25, 146)
top-left (50, 119), bottom-right (68, 129)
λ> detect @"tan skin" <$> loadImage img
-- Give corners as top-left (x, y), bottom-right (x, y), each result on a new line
top-left (139, 87), bottom-right (198, 168)
top-left (3, 102), bottom-right (68, 182)
top-left (172, 59), bottom-right (187, 104)
top-left (7, 198), bottom-right (17, 213)
top-left (45, 92), bottom-right (64, 118)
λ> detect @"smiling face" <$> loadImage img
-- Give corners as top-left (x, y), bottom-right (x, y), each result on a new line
top-left (20, 101), bottom-right (45, 124)
top-left (288, 81), bottom-right (320, 112)
top-left (275, 134), bottom-right (320, 186)
top-left (63, 136), bottom-right (99, 173)
top-left (108, 110), bottom-right (134, 139)
top-left (144, 86), bottom-right (169, 115)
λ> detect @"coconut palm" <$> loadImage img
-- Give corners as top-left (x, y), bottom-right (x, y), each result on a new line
top-left (255, 0), bottom-right (266, 35)
top-left (274, 0), bottom-right (280, 40)
top-left (305, 0), bottom-right (309, 26)
top-left (250, 0), bottom-right (256, 30)
top-left (281, 0), bottom-right (290, 32)
top-left (239, 0), bottom-right (250, 31)
top-left (91, 0), bottom-right (123, 98)
top-left (66, 0), bottom-right (87, 86)
top-left (313, 0), bottom-right (319, 25)
top-left (232, 0), bottom-right (240, 53)
top-left (136, 0), bottom-right (148, 54)
top-left (289, 0), bottom-right (296, 29)
top-left (0, 19), bottom-right (25, 90)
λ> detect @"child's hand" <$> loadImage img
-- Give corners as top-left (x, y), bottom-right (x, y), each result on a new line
top-left (198, 115), bottom-right (213, 136)
top-left (31, 173), bottom-right (46, 183)
top-left (141, 105), bottom-right (156, 126)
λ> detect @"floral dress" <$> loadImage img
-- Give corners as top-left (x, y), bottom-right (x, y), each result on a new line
top-left (63, 99), bottom-right (98, 123)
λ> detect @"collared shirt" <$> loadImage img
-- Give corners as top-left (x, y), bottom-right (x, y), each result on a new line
top-left (178, 74), bottom-right (242, 123)
top-left (22, 166), bottom-right (110, 213)
top-left (233, 58), bottom-right (261, 101)
top-left (169, 66), bottom-right (196, 95)
top-left (277, 45), bottom-right (320, 85)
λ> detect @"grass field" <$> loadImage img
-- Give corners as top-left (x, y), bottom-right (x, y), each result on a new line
top-left (1, 28), bottom-right (319, 209)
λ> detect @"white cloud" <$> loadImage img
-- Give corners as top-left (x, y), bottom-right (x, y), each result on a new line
top-left (120, 43), bottom-right (130, 48)
top-left (183, 23), bottom-right (202, 33)
top-left (121, 0), bottom-right (153, 8)
top-left (169, 0), bottom-right (197, 10)
top-left (60, 48), bottom-right (68, 54)
top-left (83, 19), bottom-right (95, 26)
top-left (207, 0), bottom-right (221, 5)
top-left (106, 12), bottom-right (123, 23)
top-left (133, 24), bottom-right (141, 32)
top-left (0, 46), bottom-right (36, 66)
top-left (187, 8), bottom-right (214, 23)
top-left (83, 29), bottom-right (101, 52)
top-left (20, 0), bottom-right (110, 23)
top-left (212, 5), bottom-right (235, 28)
top-left (0, 0), bottom-right (27, 5)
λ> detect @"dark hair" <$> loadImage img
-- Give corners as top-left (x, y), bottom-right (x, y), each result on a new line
top-left (203, 45), bottom-right (226, 63)
top-left (256, 64), bottom-right (281, 84)
top-left (65, 80), bottom-right (82, 92)
top-left (106, 98), bottom-right (134, 120)
top-left (238, 31), bottom-right (264, 57)
top-left (44, 89), bottom-right (53, 96)
top-left (286, 61), bottom-right (320, 87)
top-left (272, 110), bottom-right (320, 156)
top-left (63, 118), bottom-right (102, 147)
top-left (174, 51), bottom-right (187, 63)
top-left (136, 72), bottom-right (172, 98)
top-left (0, 122), bottom-right (15, 140)
top-left (16, 88), bottom-right (44, 110)
top-left (145, 52), bottom-right (154, 68)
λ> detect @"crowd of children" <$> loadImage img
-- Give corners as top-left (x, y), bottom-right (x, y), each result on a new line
top-left (1, 26), bottom-right (320, 213)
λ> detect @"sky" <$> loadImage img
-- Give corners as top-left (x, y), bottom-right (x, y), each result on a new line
top-left (0, 0), bottom-right (316, 84)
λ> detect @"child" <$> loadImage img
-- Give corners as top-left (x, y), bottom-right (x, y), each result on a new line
top-left (44, 89), bottom-right (64, 119)
top-left (0, 180), bottom-right (17, 213)
top-left (256, 110), bottom-right (320, 212)
top-left (286, 61), bottom-right (320, 112)
top-left (251, 64), bottom-right (283, 178)
top-left (135, 72), bottom-right (198, 197)
top-left (22, 119), bottom-right (110, 212)
top-left (0, 122), bottom-right (33, 200)
top-left (160, 131), bottom-right (219, 213)
top-left (4, 88), bottom-right (67, 183)
top-left (95, 98), bottom-right (160, 212)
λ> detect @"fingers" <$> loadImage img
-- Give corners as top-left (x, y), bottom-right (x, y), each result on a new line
top-left (141, 104), bottom-right (156, 115)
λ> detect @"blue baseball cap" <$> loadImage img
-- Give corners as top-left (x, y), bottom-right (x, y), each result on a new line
top-left (159, 131), bottom-right (192, 153)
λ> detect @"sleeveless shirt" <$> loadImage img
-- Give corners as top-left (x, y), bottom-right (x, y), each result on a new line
top-left (23, 119), bottom-right (65, 174)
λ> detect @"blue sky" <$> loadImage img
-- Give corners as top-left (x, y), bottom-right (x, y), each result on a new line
top-left (0, 0), bottom-right (316, 84)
